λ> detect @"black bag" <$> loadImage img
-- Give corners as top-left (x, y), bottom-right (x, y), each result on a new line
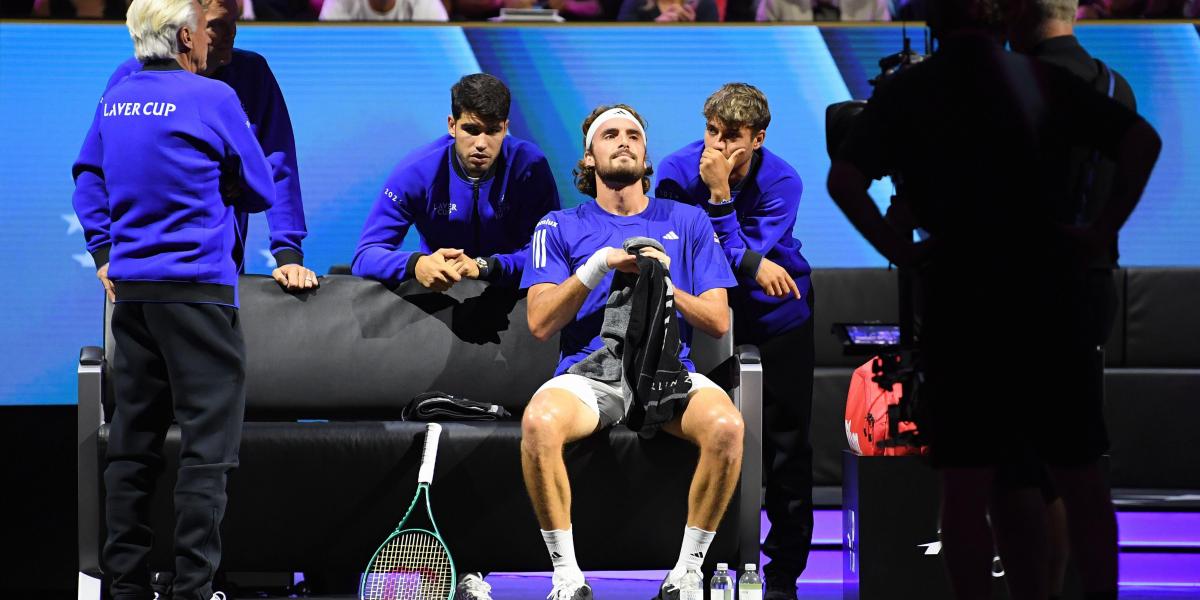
top-left (402, 391), bottom-right (512, 422)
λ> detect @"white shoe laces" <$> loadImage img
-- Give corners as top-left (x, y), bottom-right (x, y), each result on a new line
top-left (547, 581), bottom-right (588, 600)
top-left (458, 573), bottom-right (493, 599)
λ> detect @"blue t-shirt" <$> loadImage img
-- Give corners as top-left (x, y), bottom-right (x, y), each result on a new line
top-left (521, 197), bottom-right (737, 376)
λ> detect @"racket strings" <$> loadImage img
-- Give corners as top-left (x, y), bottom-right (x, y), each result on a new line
top-left (363, 531), bottom-right (453, 600)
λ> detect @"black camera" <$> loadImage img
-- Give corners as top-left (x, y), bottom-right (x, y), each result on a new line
top-left (825, 29), bottom-right (931, 449)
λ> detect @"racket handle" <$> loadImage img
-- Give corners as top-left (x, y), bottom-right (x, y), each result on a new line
top-left (418, 422), bottom-right (442, 484)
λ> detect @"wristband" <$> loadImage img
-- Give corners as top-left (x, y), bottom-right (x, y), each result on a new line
top-left (575, 247), bottom-right (614, 289)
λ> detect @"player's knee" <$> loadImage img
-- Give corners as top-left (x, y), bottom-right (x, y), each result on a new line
top-left (703, 408), bottom-right (744, 460)
top-left (522, 392), bottom-right (568, 447)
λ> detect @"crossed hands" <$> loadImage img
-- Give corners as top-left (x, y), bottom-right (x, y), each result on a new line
top-left (655, 0), bottom-right (697, 21)
top-left (414, 248), bottom-right (486, 292)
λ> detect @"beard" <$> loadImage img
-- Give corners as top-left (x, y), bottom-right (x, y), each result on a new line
top-left (596, 159), bottom-right (645, 192)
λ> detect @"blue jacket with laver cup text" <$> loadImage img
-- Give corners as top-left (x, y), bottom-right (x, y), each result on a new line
top-left (70, 60), bottom-right (275, 307)
top-left (73, 49), bottom-right (307, 269)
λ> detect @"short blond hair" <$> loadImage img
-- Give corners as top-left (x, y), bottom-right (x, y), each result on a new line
top-left (703, 83), bottom-right (771, 133)
top-left (126, 0), bottom-right (201, 62)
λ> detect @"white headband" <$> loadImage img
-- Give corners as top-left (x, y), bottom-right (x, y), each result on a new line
top-left (584, 108), bottom-right (646, 151)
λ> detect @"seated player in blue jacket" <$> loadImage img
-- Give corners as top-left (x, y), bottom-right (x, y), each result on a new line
top-left (352, 73), bottom-right (561, 291)
top-left (656, 83), bottom-right (814, 600)
top-left (520, 104), bottom-right (742, 600)
top-left (69, 0), bottom-right (275, 597)
top-left (73, 0), bottom-right (314, 296)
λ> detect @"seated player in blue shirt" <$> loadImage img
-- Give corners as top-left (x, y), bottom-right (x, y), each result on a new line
top-left (656, 83), bottom-right (814, 600)
top-left (353, 73), bottom-right (561, 291)
top-left (519, 104), bottom-right (743, 600)
top-left (73, 0), bottom-right (315, 296)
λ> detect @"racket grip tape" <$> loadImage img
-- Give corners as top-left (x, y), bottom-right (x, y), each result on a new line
top-left (418, 422), bottom-right (442, 484)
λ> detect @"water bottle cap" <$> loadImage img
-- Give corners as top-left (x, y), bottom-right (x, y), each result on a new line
top-left (744, 563), bottom-right (757, 571)
top-left (716, 562), bottom-right (728, 570)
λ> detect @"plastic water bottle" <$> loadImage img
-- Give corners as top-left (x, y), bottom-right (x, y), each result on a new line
top-left (710, 562), bottom-right (734, 600)
top-left (738, 563), bottom-right (762, 600)
top-left (679, 567), bottom-right (704, 600)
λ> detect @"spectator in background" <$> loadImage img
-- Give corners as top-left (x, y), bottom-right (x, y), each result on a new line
top-left (232, 0), bottom-right (317, 18)
top-left (319, 0), bottom-right (447, 19)
top-left (618, 0), bottom-right (719, 21)
top-left (1077, 0), bottom-right (1187, 17)
top-left (451, 0), bottom-right (609, 20)
top-left (756, 0), bottom-right (889, 20)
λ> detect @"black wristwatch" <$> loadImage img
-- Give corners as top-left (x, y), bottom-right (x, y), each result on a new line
top-left (475, 256), bottom-right (490, 279)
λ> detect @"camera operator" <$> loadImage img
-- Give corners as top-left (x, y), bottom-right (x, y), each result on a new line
top-left (986, 3), bottom-right (1141, 600)
top-left (826, 1), bottom-right (1161, 599)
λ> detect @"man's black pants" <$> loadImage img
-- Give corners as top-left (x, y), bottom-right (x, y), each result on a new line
top-left (742, 297), bottom-right (816, 583)
top-left (104, 302), bottom-right (245, 600)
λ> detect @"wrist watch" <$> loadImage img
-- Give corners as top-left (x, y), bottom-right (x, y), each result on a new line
top-left (709, 196), bottom-right (734, 205)
top-left (475, 256), bottom-right (490, 278)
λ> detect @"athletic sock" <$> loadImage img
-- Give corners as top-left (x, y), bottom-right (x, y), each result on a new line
top-left (667, 526), bottom-right (716, 584)
top-left (542, 527), bottom-right (584, 587)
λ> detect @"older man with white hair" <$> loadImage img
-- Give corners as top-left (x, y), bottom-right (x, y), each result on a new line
top-left (74, 0), bottom-right (315, 298)
top-left (70, 0), bottom-right (274, 598)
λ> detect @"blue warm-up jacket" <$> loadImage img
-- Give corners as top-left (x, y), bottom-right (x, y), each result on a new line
top-left (353, 134), bottom-right (560, 287)
top-left (657, 142), bottom-right (813, 342)
top-left (73, 49), bottom-right (306, 270)
top-left (70, 60), bottom-right (275, 306)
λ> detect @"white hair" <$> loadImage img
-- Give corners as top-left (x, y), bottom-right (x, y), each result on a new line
top-left (1031, 0), bottom-right (1078, 22)
top-left (126, 0), bottom-right (201, 62)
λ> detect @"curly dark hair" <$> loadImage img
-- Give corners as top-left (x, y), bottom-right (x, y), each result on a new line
top-left (450, 74), bottom-right (511, 122)
top-left (573, 104), bottom-right (653, 198)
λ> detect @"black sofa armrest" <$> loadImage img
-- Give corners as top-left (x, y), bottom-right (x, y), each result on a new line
top-left (78, 345), bottom-right (106, 578)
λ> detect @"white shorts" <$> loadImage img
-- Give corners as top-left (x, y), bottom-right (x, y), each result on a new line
top-left (536, 372), bottom-right (723, 429)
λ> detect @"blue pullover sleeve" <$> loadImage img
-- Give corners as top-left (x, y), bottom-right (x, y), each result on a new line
top-left (352, 171), bottom-right (422, 284)
top-left (252, 57), bottom-right (307, 266)
top-left (703, 173), bottom-right (803, 280)
top-left (71, 99), bottom-right (112, 268)
top-left (487, 155), bottom-right (561, 286)
top-left (69, 59), bottom-right (142, 269)
top-left (211, 93), bottom-right (274, 214)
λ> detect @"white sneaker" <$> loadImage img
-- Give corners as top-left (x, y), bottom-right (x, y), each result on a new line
top-left (458, 571), bottom-right (496, 600)
top-left (456, 572), bottom-right (494, 600)
top-left (547, 580), bottom-right (593, 600)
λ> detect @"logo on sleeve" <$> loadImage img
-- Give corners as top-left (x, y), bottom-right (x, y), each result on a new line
top-left (532, 228), bottom-right (549, 269)
top-left (662, 231), bottom-right (679, 241)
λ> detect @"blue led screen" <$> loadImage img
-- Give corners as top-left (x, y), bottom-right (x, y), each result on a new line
top-left (1, 23), bottom-right (1197, 405)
